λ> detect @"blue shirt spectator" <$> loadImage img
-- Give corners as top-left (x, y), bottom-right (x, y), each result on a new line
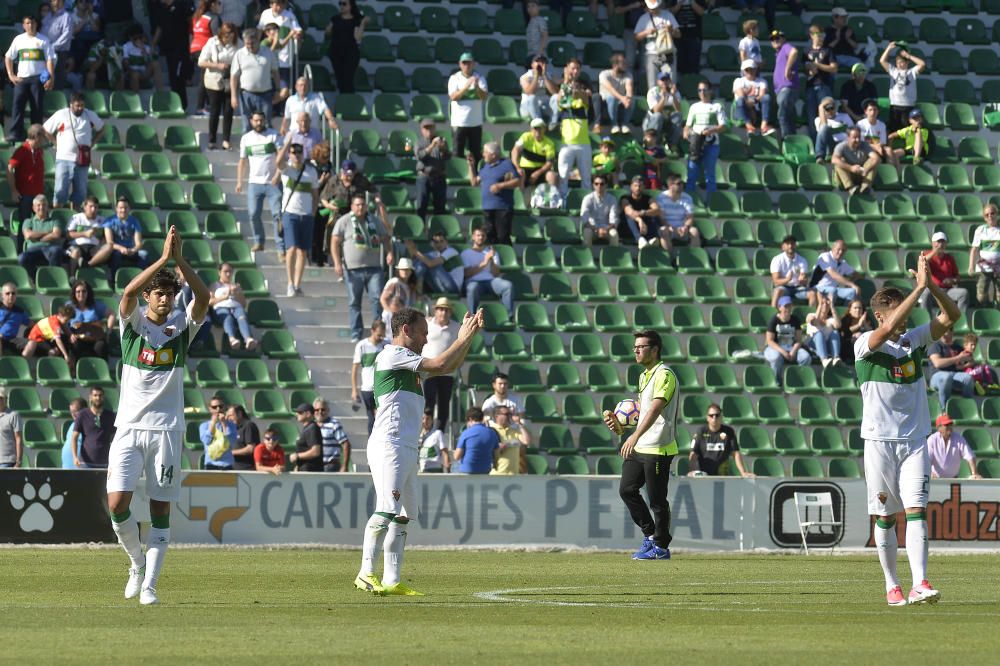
top-left (478, 157), bottom-right (519, 211)
top-left (0, 299), bottom-right (32, 342)
top-left (201, 412), bottom-right (238, 470)
top-left (67, 298), bottom-right (109, 327)
top-left (455, 410), bottom-right (500, 474)
top-left (103, 213), bottom-right (142, 250)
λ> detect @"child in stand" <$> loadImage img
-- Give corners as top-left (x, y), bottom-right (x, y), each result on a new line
top-left (253, 428), bottom-right (286, 475)
top-left (738, 19), bottom-right (762, 71)
top-left (122, 23), bottom-right (163, 92)
top-left (960, 333), bottom-right (1000, 395)
top-left (806, 292), bottom-right (843, 367)
top-left (641, 129), bottom-right (667, 190)
top-left (592, 137), bottom-right (619, 184)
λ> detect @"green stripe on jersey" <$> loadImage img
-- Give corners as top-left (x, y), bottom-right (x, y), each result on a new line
top-left (120, 322), bottom-right (189, 372)
top-left (360, 352), bottom-right (379, 368)
top-left (244, 142), bottom-right (277, 157)
top-left (855, 350), bottom-right (925, 386)
top-left (373, 368), bottom-right (422, 407)
top-left (284, 178), bottom-right (314, 192)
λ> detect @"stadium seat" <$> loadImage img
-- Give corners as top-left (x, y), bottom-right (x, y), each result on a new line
top-left (360, 35), bottom-right (393, 62)
top-left (191, 183), bottom-right (227, 211)
top-left (637, 248), bottom-right (675, 276)
top-left (525, 454), bottom-right (549, 475)
top-left (945, 397), bottom-right (980, 425)
top-left (164, 125), bottom-right (199, 152)
top-left (703, 365), bottom-right (739, 394)
top-left (598, 247), bottom-right (636, 274)
top-left (753, 457), bottom-right (786, 478)
top-left (101, 152), bottom-right (136, 180)
top-left (110, 91), bottom-right (144, 118)
top-left (124, 125), bottom-right (161, 152)
top-left (23, 419), bottom-right (59, 449)
top-left (335, 94), bottom-right (370, 121)
top-left (792, 458), bottom-right (825, 478)
top-left (757, 396), bottom-right (793, 424)
top-left (457, 7), bottom-right (490, 33)
top-left (8, 387), bottom-right (44, 417)
top-left (94, 124), bottom-right (122, 151)
top-left (962, 428), bottom-right (997, 459)
top-left (977, 460), bottom-right (1000, 479)
top-left (149, 91), bottom-right (185, 119)
top-left (252, 390), bottom-right (292, 419)
top-left (235, 359), bottom-right (272, 389)
top-left (523, 393), bottom-right (561, 423)
top-left (261, 330), bottom-right (298, 359)
top-left (812, 193), bottom-right (848, 220)
top-left (563, 394), bottom-right (600, 424)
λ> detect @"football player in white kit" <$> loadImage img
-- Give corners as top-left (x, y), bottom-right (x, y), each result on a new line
top-left (355, 307), bottom-right (484, 596)
top-left (105, 227), bottom-right (210, 605)
top-left (855, 255), bottom-right (958, 607)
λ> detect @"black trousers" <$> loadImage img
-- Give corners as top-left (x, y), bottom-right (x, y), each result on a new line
top-left (9, 76), bottom-right (43, 142)
top-left (619, 452), bottom-right (674, 548)
top-left (416, 174), bottom-right (447, 220)
top-left (454, 125), bottom-right (483, 164)
top-left (164, 50), bottom-right (190, 110)
top-left (483, 209), bottom-right (514, 246)
top-left (330, 48), bottom-right (360, 94)
top-left (423, 374), bottom-right (454, 432)
top-left (361, 390), bottom-right (376, 435)
top-left (206, 88), bottom-right (233, 144)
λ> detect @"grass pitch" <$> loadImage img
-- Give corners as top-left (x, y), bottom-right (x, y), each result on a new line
top-left (3, 549), bottom-right (999, 665)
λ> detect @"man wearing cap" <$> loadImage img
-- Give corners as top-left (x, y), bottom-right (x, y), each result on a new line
top-left (928, 330), bottom-right (976, 411)
top-left (447, 53), bottom-right (489, 165)
top-left (644, 71), bottom-right (682, 151)
top-left (423, 298), bottom-right (460, 431)
top-left (764, 295), bottom-right (811, 385)
top-left (831, 126), bottom-right (880, 194)
top-left (320, 160), bottom-right (380, 223)
top-left (415, 118), bottom-right (450, 221)
top-left (519, 54), bottom-right (558, 124)
top-left (814, 95), bottom-right (854, 161)
top-left (839, 64), bottom-right (877, 123)
top-left (332, 195), bottom-right (392, 343)
top-left (825, 7), bottom-right (868, 69)
top-left (770, 30), bottom-right (799, 138)
top-left (280, 76), bottom-right (338, 137)
top-left (4, 15), bottom-right (56, 145)
top-left (468, 142), bottom-right (520, 246)
top-left (598, 51), bottom-right (634, 135)
top-left (733, 59), bottom-right (774, 136)
top-left (927, 415), bottom-right (981, 479)
top-left (632, 0), bottom-right (679, 92)
top-left (683, 82), bottom-right (726, 202)
top-left (0, 388), bottom-right (24, 469)
top-left (770, 235), bottom-right (814, 307)
top-left (290, 403), bottom-right (323, 472)
top-left (880, 41), bottom-right (926, 132)
top-left (511, 119), bottom-right (556, 190)
top-left (804, 23), bottom-right (836, 142)
top-left (406, 232), bottom-right (462, 296)
top-left (888, 108), bottom-right (929, 167)
top-left (920, 233), bottom-right (969, 314)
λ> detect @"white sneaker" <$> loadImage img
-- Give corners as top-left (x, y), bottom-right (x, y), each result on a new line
top-left (286, 284), bottom-right (296, 297)
top-left (125, 567), bottom-right (144, 600)
top-left (637, 237), bottom-right (649, 250)
top-left (821, 358), bottom-right (831, 368)
top-left (620, 126), bottom-right (631, 135)
top-left (832, 357), bottom-right (842, 366)
top-left (140, 586), bottom-right (160, 605)
top-left (611, 125), bottom-right (621, 134)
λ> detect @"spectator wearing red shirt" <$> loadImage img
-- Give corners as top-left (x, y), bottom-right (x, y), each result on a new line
top-left (5, 124), bottom-right (47, 249)
top-left (253, 428), bottom-right (286, 475)
top-left (921, 231), bottom-right (969, 314)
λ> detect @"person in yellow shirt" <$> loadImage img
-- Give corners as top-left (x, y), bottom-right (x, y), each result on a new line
top-left (489, 405), bottom-right (530, 475)
top-left (592, 137), bottom-right (619, 182)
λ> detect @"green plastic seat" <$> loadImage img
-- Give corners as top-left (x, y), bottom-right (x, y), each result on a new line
top-left (82, 89), bottom-right (109, 118)
top-left (261, 330), bottom-right (298, 359)
top-left (591, 304), bottom-right (627, 333)
top-left (757, 396), bottom-right (793, 424)
top-left (274, 359), bottom-right (312, 389)
top-left (235, 359), bottom-right (272, 389)
top-left (741, 364), bottom-right (779, 393)
top-left (234, 269), bottom-right (268, 298)
top-left (880, 193), bottom-right (917, 222)
top-left (360, 35), bottom-right (393, 62)
top-left (124, 125), bottom-right (161, 152)
top-left (791, 458), bottom-right (825, 478)
top-left (866, 250), bottom-right (903, 277)
top-left (961, 428), bottom-right (997, 459)
top-left (651, 275), bottom-right (689, 303)
top-left (673, 247), bottom-right (711, 275)
top-left (36, 357), bottom-right (73, 387)
top-left (7, 387), bottom-right (44, 417)
top-left (684, 334), bottom-right (721, 364)
top-left (715, 248), bottom-right (751, 276)
top-left (800, 395), bottom-right (837, 425)
top-left (22, 418), bottom-right (60, 449)
top-left (0, 355), bottom-right (32, 386)
top-left (525, 454), bottom-right (549, 475)
top-left (615, 275), bottom-right (652, 303)
top-left (812, 192), bottom-right (849, 220)
top-left (373, 93), bottom-right (408, 122)
top-left (978, 460), bottom-right (1000, 478)
top-left (33, 266), bottom-right (70, 297)
top-left (549, 363), bottom-right (585, 393)
top-left (163, 125), bottom-right (199, 153)
top-left (149, 91), bottom-right (185, 118)
top-left (638, 248), bottom-right (676, 276)
top-left (717, 396), bottom-right (753, 425)
top-left (383, 5), bottom-right (417, 32)
top-left (110, 91), bottom-right (144, 118)
top-left (203, 211), bottom-right (240, 240)
top-left (670, 304), bottom-right (707, 333)
top-left (523, 393), bottom-right (561, 423)
top-left (192, 183), bottom-right (227, 211)
top-left (457, 7), bottom-right (490, 33)
top-left (761, 162), bottom-right (797, 191)
top-left (782, 366), bottom-right (822, 395)
top-left (577, 274), bottom-right (613, 302)
top-left (709, 305), bottom-right (744, 333)
top-left (100, 152), bottom-right (136, 180)
top-left (195, 358), bottom-right (231, 388)
top-left (586, 363), bottom-right (624, 392)
top-left (826, 458), bottom-right (861, 478)
top-left (693, 275), bottom-right (728, 304)
top-left (631, 303), bottom-right (666, 330)
top-left (489, 332), bottom-right (527, 361)
top-left (152, 182), bottom-right (189, 211)
top-left (138, 153), bottom-right (177, 181)
top-left (480, 303), bottom-right (513, 332)
top-left (555, 454), bottom-right (589, 475)
top-left (945, 397), bottom-right (980, 425)
top-left (938, 164), bottom-right (974, 192)
top-left (252, 389), bottom-right (292, 419)
top-left (772, 426), bottom-right (811, 456)
top-left (704, 365), bottom-right (740, 393)
top-left (917, 193), bottom-right (950, 221)
top-left (551, 303), bottom-right (589, 332)
top-left (595, 247), bottom-right (634, 275)
top-left (752, 458), bottom-right (785, 477)
top-left (76, 356), bottom-right (115, 388)
top-left (727, 162), bottom-right (762, 190)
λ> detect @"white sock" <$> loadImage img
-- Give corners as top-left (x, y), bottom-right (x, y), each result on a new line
top-left (905, 514), bottom-right (928, 587)
top-left (382, 520), bottom-right (408, 588)
top-left (111, 513), bottom-right (144, 570)
top-left (874, 519), bottom-right (899, 592)
top-left (143, 527), bottom-right (170, 590)
top-left (360, 514), bottom-right (391, 577)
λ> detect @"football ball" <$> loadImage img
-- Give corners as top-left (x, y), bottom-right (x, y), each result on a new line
top-left (614, 399), bottom-right (640, 428)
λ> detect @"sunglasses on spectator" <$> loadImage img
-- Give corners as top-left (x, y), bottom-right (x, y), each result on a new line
top-left (707, 413), bottom-right (722, 418)
top-left (263, 435), bottom-right (279, 441)
top-left (210, 403), bottom-right (225, 410)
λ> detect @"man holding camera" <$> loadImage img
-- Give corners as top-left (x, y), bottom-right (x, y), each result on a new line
top-left (553, 58), bottom-right (594, 196)
top-left (519, 55), bottom-right (558, 125)
top-left (415, 118), bottom-right (450, 221)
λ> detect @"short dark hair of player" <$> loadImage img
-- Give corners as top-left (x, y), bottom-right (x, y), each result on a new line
top-left (391, 307), bottom-right (424, 337)
top-left (466, 406), bottom-right (484, 422)
top-left (144, 268), bottom-right (181, 298)
top-left (633, 329), bottom-right (662, 359)
top-left (870, 287), bottom-right (905, 312)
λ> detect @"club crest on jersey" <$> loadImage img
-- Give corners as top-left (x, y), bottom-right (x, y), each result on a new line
top-left (877, 492), bottom-right (887, 505)
top-left (139, 346), bottom-right (174, 365)
top-left (164, 326), bottom-right (176, 337)
top-left (392, 489), bottom-right (401, 501)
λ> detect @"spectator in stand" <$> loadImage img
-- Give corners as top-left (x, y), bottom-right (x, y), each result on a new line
top-left (644, 71), bottom-right (682, 152)
top-left (314, 398), bottom-right (351, 472)
top-left (599, 52), bottom-right (634, 135)
top-left (920, 232), bottom-right (969, 314)
top-left (290, 403), bottom-right (323, 472)
top-left (19, 195), bottom-right (66, 279)
top-left (325, 0), bottom-right (367, 94)
top-left (423, 298), bottom-right (459, 431)
top-left (633, 0), bottom-right (679, 92)
top-left (199, 20), bottom-right (239, 151)
top-left (5, 16), bottom-right (55, 144)
top-left (67, 196), bottom-right (111, 275)
top-left (273, 141), bottom-right (319, 297)
top-left (770, 235), bottom-right (814, 307)
top-left (352, 320), bottom-right (387, 434)
top-left (683, 82), bottom-right (726, 202)
top-left (511, 118), bottom-right (556, 191)
top-left (61, 397), bottom-right (87, 468)
top-left (284, 112), bottom-right (322, 159)
top-left (448, 53), bottom-right (488, 165)
top-left (257, 0), bottom-right (301, 91)
top-left (806, 292), bottom-right (842, 367)
top-left (855, 98), bottom-right (893, 166)
top-left (22, 305), bottom-right (73, 364)
top-left (738, 19), bottom-right (762, 70)
top-left (520, 55), bottom-right (557, 126)
top-left (68, 0), bottom-right (102, 87)
top-left (320, 160), bottom-right (380, 228)
top-left (151, 0), bottom-right (194, 110)
top-left (764, 296), bottom-right (811, 385)
top-left (210, 263), bottom-right (256, 350)
top-left (838, 298), bottom-right (872, 364)
top-left (122, 23), bottom-right (164, 93)
top-left (803, 24), bottom-right (836, 143)
top-left (880, 41), bottom-right (925, 132)
top-left (824, 7), bottom-right (867, 69)
top-left (490, 404), bottom-right (530, 476)
top-left (525, 1), bottom-right (549, 60)
top-left (280, 76), bottom-right (337, 138)
top-left (83, 36), bottom-right (124, 92)
top-left (733, 59), bottom-right (774, 136)
top-left (406, 233), bottom-right (463, 296)
top-left (530, 170), bottom-right (566, 211)
top-left (552, 58), bottom-right (594, 195)
top-left (380, 258), bottom-right (417, 309)
top-left (960, 333), bottom-right (999, 395)
top-left (254, 427), bottom-right (286, 475)
top-left (688, 403), bottom-right (752, 477)
top-left (969, 202), bottom-right (1000, 307)
top-left (579, 175), bottom-right (622, 246)
top-left (331, 195), bottom-right (391, 342)
top-left (455, 407), bottom-right (500, 474)
top-left (41, 0), bottom-right (72, 88)
top-left (814, 95), bottom-right (854, 162)
top-left (70, 386), bottom-right (115, 469)
top-left (467, 143), bottom-right (519, 246)
top-left (770, 30), bottom-right (799, 139)
top-left (6, 124), bottom-right (48, 244)
top-left (237, 110), bottom-right (283, 254)
top-left (418, 408), bottom-right (450, 473)
top-left (672, 0), bottom-right (713, 76)
top-left (226, 404), bottom-right (259, 471)
top-left (43, 91), bottom-right (105, 211)
top-left (415, 118), bottom-right (451, 221)
top-left (66, 279), bottom-right (114, 359)
top-left (230, 28), bottom-right (282, 130)
top-left (831, 127), bottom-right (879, 194)
top-left (928, 414), bottom-right (981, 479)
top-left (380, 296), bottom-right (404, 332)
top-left (0, 389), bottom-right (25, 469)
top-left (201, 395), bottom-right (237, 470)
top-left (189, 0), bottom-right (221, 116)
top-left (888, 108), bottom-right (929, 167)
top-left (621, 175), bottom-right (666, 250)
top-left (839, 63), bottom-right (876, 123)
top-left (928, 329), bottom-right (976, 410)
top-left (483, 372), bottom-right (520, 419)
top-left (611, 1), bottom-right (644, 73)
top-left (461, 227), bottom-right (514, 317)
top-left (815, 239), bottom-right (862, 304)
top-left (593, 137), bottom-right (621, 185)
top-left (656, 173), bottom-right (700, 251)
top-left (0, 284), bottom-right (32, 356)
top-left (103, 196), bottom-right (150, 278)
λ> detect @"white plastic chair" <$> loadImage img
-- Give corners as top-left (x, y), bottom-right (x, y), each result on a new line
top-left (793, 491), bottom-right (842, 555)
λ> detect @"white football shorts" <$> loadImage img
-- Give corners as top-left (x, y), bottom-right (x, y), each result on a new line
top-left (864, 438), bottom-right (930, 515)
top-left (367, 441), bottom-right (419, 518)
top-left (106, 428), bottom-right (184, 502)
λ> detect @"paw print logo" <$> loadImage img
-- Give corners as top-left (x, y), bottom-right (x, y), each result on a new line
top-left (7, 479), bottom-right (66, 533)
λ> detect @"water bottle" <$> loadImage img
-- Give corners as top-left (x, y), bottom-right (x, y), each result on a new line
top-left (404, 138), bottom-right (412, 153)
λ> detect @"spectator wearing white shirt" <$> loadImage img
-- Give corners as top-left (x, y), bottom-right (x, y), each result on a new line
top-left (814, 239), bottom-right (862, 304)
top-left (230, 28), bottom-right (283, 130)
top-left (122, 25), bottom-right (163, 93)
top-left (236, 110), bottom-right (283, 253)
top-left (481, 372), bottom-right (520, 420)
top-left (814, 95), bottom-right (854, 161)
top-left (770, 235), bottom-right (814, 307)
top-left (733, 59), bottom-right (774, 136)
top-left (418, 409), bottom-right (451, 473)
top-left (644, 72), bottom-right (682, 153)
top-left (529, 171), bottom-right (565, 211)
top-left (656, 173), bottom-right (700, 251)
top-left (272, 141), bottom-right (319, 297)
top-left (579, 177), bottom-right (621, 246)
top-left (598, 52), bottom-right (634, 135)
top-left (423, 299), bottom-right (460, 431)
top-left (928, 414), bottom-right (981, 479)
top-left (42, 91), bottom-right (104, 210)
top-left (806, 292), bottom-right (842, 367)
top-left (198, 23), bottom-right (240, 150)
top-left (632, 0), bottom-right (679, 92)
top-left (683, 82), bottom-right (726, 202)
top-left (969, 202), bottom-right (1000, 307)
top-left (738, 19), bottom-right (762, 70)
top-left (519, 54), bottom-right (558, 124)
top-left (447, 53), bottom-right (489, 164)
top-left (66, 195), bottom-right (112, 274)
top-left (461, 227), bottom-right (514, 317)
top-left (879, 41), bottom-right (926, 132)
top-left (257, 0), bottom-right (301, 89)
top-left (280, 76), bottom-right (337, 136)
top-left (4, 15), bottom-right (56, 143)
top-left (855, 98), bottom-right (894, 166)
